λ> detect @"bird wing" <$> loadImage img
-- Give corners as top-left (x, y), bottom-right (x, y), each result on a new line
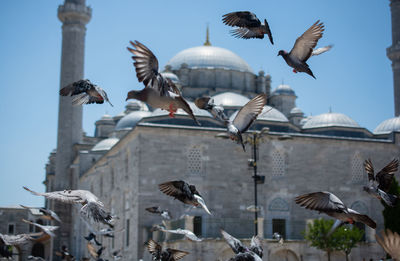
top-left (146, 239), bottom-right (162, 257)
top-left (233, 94), bottom-right (267, 133)
top-left (363, 159), bottom-right (376, 182)
top-left (376, 229), bottom-right (400, 260)
top-left (376, 159), bottom-right (398, 192)
top-left (264, 19), bottom-right (274, 45)
top-left (348, 211), bottom-right (376, 229)
top-left (250, 235), bottom-right (262, 251)
top-left (222, 11), bottom-right (261, 28)
top-left (23, 187), bottom-right (84, 204)
top-left (0, 233), bottom-right (34, 245)
top-left (168, 248), bottom-right (190, 260)
top-left (59, 79), bottom-right (92, 96)
top-left (86, 242), bottom-right (98, 259)
top-left (230, 28), bottom-right (262, 39)
top-left (159, 180), bottom-right (187, 198)
top-left (294, 191), bottom-right (346, 212)
top-left (95, 87), bottom-right (113, 106)
top-left (145, 206), bottom-right (161, 214)
top-left (220, 229), bottom-right (246, 254)
top-left (194, 97), bottom-right (212, 110)
top-left (311, 45), bottom-right (333, 56)
top-left (290, 20), bottom-right (324, 62)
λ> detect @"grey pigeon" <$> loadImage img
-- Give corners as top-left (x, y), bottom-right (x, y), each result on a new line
top-left (295, 191), bottom-right (376, 234)
top-left (194, 96), bottom-right (229, 124)
top-left (220, 229), bottom-right (263, 260)
top-left (22, 219), bottom-right (59, 238)
top-left (23, 186), bottom-right (114, 228)
top-left (159, 180), bottom-right (211, 215)
top-left (363, 158), bottom-right (398, 206)
top-left (155, 224), bottom-right (202, 242)
top-left (146, 239), bottom-right (189, 261)
top-left (222, 11), bottom-right (273, 44)
top-left (227, 94), bottom-right (267, 151)
top-left (278, 20), bottom-right (328, 79)
top-left (20, 205), bottom-right (61, 222)
top-left (145, 206), bottom-right (172, 220)
top-left (375, 229), bottom-right (400, 260)
top-left (60, 79), bottom-right (113, 106)
top-left (126, 41), bottom-right (200, 125)
top-left (272, 232), bottom-right (283, 245)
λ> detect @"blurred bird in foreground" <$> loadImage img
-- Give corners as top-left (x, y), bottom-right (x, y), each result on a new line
top-left (146, 239), bottom-right (189, 261)
top-left (60, 79), bottom-right (113, 106)
top-left (220, 229), bottom-right (263, 261)
top-left (20, 205), bottom-right (61, 223)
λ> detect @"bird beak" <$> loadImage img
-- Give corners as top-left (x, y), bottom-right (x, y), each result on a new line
top-left (193, 194), bottom-right (212, 215)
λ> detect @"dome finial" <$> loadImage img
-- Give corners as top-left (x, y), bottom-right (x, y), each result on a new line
top-left (204, 24), bottom-right (211, 46)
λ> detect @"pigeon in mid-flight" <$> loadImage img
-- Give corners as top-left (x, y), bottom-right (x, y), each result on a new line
top-left (375, 229), bottom-right (400, 260)
top-left (87, 242), bottom-right (105, 260)
top-left (159, 180), bottom-right (211, 215)
top-left (23, 187), bottom-right (114, 228)
top-left (154, 224), bottom-right (202, 242)
top-left (220, 229), bottom-right (263, 261)
top-left (295, 191), bottom-right (376, 235)
top-left (20, 205), bottom-right (61, 223)
top-left (194, 96), bottom-right (229, 125)
top-left (145, 206), bottom-right (172, 220)
top-left (278, 20), bottom-right (331, 79)
top-left (222, 11), bottom-right (273, 44)
top-left (146, 239), bottom-right (189, 261)
top-left (22, 219), bottom-right (59, 238)
top-left (363, 158), bottom-right (399, 207)
top-left (60, 79), bottom-right (113, 106)
top-left (126, 41), bottom-right (200, 125)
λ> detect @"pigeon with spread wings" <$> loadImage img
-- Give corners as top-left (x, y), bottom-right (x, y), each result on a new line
top-left (222, 11), bottom-right (273, 44)
top-left (363, 158), bottom-right (398, 206)
top-left (23, 186), bottom-right (114, 228)
top-left (60, 79), bottom-right (113, 106)
top-left (295, 191), bottom-right (376, 235)
top-left (20, 205), bottom-right (61, 223)
top-left (126, 41), bottom-right (200, 125)
top-left (278, 20), bottom-right (332, 79)
top-left (22, 219), bottom-right (59, 238)
top-left (146, 239), bottom-right (189, 261)
top-left (159, 180), bottom-right (211, 215)
top-left (220, 229), bottom-right (263, 261)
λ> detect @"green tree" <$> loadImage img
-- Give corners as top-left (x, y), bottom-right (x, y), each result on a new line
top-left (304, 218), bottom-right (364, 261)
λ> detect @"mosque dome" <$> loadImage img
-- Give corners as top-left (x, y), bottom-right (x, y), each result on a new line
top-left (302, 112), bottom-right (360, 129)
top-left (166, 45), bottom-right (253, 73)
top-left (229, 106), bottom-right (289, 123)
top-left (115, 110), bottom-right (152, 131)
top-left (211, 92), bottom-right (250, 107)
top-left (91, 137), bottom-right (119, 152)
top-left (290, 107), bottom-right (303, 115)
top-left (125, 100), bottom-right (149, 113)
top-left (160, 71), bottom-right (180, 84)
top-left (271, 84), bottom-right (296, 96)
top-left (151, 101), bottom-right (212, 118)
top-left (373, 117), bottom-right (400, 134)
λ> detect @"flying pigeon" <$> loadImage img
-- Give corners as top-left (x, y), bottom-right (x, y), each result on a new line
top-left (60, 79), bottom-right (113, 106)
top-left (0, 232), bottom-right (42, 246)
top-left (226, 94), bottom-right (267, 151)
top-left (278, 20), bottom-right (330, 79)
top-left (55, 246), bottom-right (74, 261)
top-left (222, 11), bottom-right (273, 44)
top-left (272, 232), bottom-right (284, 245)
top-left (158, 180), bottom-right (211, 215)
top-left (145, 206), bottom-right (172, 220)
top-left (220, 229), bottom-right (263, 261)
top-left (155, 225), bottom-right (202, 242)
top-left (20, 205), bottom-right (61, 223)
top-left (375, 229), bottom-right (400, 260)
top-left (22, 219), bottom-right (59, 238)
top-left (84, 233), bottom-right (102, 246)
top-left (27, 256), bottom-right (45, 260)
top-left (23, 186), bottom-right (114, 228)
top-left (126, 41), bottom-right (200, 125)
top-left (87, 242), bottom-right (105, 260)
top-left (194, 96), bottom-right (230, 125)
top-left (294, 191), bottom-right (376, 234)
top-left (112, 250), bottom-right (122, 260)
top-left (363, 158), bottom-right (399, 207)
top-left (81, 217), bottom-right (119, 239)
top-left (146, 239), bottom-right (189, 261)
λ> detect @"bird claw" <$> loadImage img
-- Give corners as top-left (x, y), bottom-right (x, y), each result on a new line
top-left (168, 104), bottom-right (176, 118)
top-left (293, 69), bottom-right (297, 73)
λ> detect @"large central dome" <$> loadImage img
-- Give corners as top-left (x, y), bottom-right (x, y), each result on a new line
top-left (166, 45), bottom-right (253, 73)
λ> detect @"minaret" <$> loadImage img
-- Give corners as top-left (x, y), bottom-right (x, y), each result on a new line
top-left (54, 0), bottom-right (91, 255)
top-left (388, 0), bottom-right (400, 116)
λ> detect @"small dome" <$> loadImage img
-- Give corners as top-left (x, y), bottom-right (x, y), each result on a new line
top-left (115, 110), bottom-right (152, 130)
top-left (211, 92), bottom-right (250, 107)
top-left (160, 72), bottom-right (180, 84)
top-left (229, 106), bottom-right (289, 122)
top-left (125, 100), bottom-right (149, 113)
top-left (373, 117), bottom-right (400, 134)
top-left (100, 114), bottom-right (113, 120)
top-left (271, 84), bottom-right (295, 96)
top-left (302, 112), bottom-right (360, 129)
top-left (290, 107), bottom-right (303, 115)
top-left (151, 101), bottom-right (212, 118)
top-left (166, 45), bottom-right (253, 73)
top-left (91, 137), bottom-right (119, 152)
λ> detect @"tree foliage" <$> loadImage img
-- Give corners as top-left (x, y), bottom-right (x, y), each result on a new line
top-left (304, 218), bottom-right (364, 261)
top-left (382, 177), bottom-right (400, 233)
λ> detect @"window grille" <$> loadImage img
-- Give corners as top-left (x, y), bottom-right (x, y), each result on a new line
top-left (187, 147), bottom-right (202, 175)
top-left (351, 152), bottom-right (364, 183)
top-left (271, 150), bottom-right (285, 178)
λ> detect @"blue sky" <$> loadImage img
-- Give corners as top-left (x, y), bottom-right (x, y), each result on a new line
top-left (0, 1), bottom-right (394, 206)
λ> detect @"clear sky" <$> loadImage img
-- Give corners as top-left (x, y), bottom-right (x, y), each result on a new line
top-left (0, 1), bottom-right (394, 207)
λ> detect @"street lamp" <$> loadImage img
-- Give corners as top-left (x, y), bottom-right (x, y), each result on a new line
top-left (216, 127), bottom-right (269, 236)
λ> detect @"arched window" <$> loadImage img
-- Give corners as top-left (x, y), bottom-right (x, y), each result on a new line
top-left (269, 198), bottom-right (289, 212)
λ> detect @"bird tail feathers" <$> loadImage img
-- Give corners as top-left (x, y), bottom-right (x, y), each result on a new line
top-left (379, 190), bottom-right (398, 207)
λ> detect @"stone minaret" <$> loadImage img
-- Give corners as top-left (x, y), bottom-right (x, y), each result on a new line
top-left (54, 0), bottom-right (91, 256)
top-left (388, 0), bottom-right (400, 116)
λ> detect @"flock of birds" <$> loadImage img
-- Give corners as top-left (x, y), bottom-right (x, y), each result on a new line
top-left (2, 11), bottom-right (400, 261)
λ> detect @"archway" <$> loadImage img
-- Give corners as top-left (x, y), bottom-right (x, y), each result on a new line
top-left (269, 249), bottom-right (299, 261)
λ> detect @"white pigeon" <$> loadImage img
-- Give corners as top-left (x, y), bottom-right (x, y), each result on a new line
top-left (157, 226), bottom-right (202, 242)
top-left (22, 219), bottom-right (59, 238)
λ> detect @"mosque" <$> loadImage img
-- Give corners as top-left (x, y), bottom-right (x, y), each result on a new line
top-left (2, 0), bottom-right (400, 260)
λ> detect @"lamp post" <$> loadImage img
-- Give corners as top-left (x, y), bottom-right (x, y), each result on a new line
top-left (216, 127), bottom-right (268, 236)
